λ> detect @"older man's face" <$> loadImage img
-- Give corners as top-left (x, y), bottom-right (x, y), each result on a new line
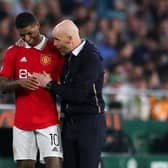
top-left (52, 30), bottom-right (71, 56)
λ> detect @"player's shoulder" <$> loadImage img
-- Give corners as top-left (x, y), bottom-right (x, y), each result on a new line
top-left (5, 45), bottom-right (20, 53)
top-left (3, 45), bottom-right (20, 56)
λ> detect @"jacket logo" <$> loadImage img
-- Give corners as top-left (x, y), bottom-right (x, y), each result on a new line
top-left (40, 54), bottom-right (51, 65)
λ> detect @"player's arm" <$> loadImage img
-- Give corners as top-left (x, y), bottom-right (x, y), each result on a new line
top-left (0, 46), bottom-right (39, 92)
top-left (0, 76), bottom-right (39, 92)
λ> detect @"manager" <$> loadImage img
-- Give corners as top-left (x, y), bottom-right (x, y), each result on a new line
top-left (35, 19), bottom-right (106, 168)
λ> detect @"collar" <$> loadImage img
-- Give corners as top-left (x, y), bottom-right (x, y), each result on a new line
top-left (72, 40), bottom-right (86, 56)
top-left (24, 35), bottom-right (47, 50)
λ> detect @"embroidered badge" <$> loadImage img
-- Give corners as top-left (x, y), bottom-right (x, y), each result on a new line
top-left (40, 54), bottom-right (51, 65)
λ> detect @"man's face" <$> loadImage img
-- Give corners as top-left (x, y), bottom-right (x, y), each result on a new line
top-left (52, 30), bottom-right (71, 56)
top-left (18, 23), bottom-right (40, 46)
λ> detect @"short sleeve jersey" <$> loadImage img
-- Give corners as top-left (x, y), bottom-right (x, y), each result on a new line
top-left (0, 36), bottom-right (65, 130)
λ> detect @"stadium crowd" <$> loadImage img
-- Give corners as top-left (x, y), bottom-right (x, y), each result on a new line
top-left (1, 0), bottom-right (168, 121)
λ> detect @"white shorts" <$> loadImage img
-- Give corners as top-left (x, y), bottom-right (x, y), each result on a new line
top-left (13, 125), bottom-right (63, 163)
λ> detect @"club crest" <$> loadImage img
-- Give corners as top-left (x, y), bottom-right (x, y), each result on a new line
top-left (40, 54), bottom-right (51, 65)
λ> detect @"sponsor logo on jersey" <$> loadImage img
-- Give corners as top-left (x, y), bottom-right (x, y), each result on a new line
top-left (40, 54), bottom-right (51, 65)
top-left (19, 69), bottom-right (32, 78)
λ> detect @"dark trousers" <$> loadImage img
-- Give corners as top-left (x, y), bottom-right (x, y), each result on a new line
top-left (62, 113), bottom-right (106, 168)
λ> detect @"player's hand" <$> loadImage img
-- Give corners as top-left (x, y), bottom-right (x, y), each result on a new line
top-left (15, 38), bottom-right (25, 47)
top-left (17, 77), bottom-right (39, 90)
top-left (33, 71), bottom-right (52, 88)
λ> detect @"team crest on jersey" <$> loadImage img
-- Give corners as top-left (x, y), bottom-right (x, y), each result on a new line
top-left (40, 54), bottom-right (51, 65)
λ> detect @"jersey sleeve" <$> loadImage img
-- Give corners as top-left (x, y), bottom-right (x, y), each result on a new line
top-left (0, 46), bottom-right (16, 79)
top-left (51, 46), bottom-right (65, 82)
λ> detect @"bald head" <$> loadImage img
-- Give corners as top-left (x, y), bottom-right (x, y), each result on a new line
top-left (52, 19), bottom-right (81, 55)
top-left (53, 20), bottom-right (79, 37)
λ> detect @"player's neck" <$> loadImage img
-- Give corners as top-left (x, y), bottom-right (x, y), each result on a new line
top-left (37, 35), bottom-right (43, 44)
top-left (32, 34), bottom-right (43, 47)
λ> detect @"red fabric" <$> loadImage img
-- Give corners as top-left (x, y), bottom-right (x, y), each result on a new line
top-left (0, 40), bottom-right (65, 130)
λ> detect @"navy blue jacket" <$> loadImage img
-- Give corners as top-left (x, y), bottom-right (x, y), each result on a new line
top-left (49, 40), bottom-right (105, 116)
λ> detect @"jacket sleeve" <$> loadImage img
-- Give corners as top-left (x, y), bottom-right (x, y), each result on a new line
top-left (49, 51), bottom-right (103, 103)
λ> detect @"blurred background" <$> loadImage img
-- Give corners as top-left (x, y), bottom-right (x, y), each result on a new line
top-left (1, 0), bottom-right (168, 167)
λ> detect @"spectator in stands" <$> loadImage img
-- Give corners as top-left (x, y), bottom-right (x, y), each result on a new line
top-left (73, 16), bottom-right (96, 41)
top-left (0, 11), bottom-right (11, 49)
top-left (97, 29), bottom-right (118, 67)
top-left (150, 65), bottom-right (168, 121)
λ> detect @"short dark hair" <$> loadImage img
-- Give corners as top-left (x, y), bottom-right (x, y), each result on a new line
top-left (15, 12), bottom-right (38, 29)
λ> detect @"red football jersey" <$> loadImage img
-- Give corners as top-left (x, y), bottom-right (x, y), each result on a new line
top-left (0, 36), bottom-right (65, 130)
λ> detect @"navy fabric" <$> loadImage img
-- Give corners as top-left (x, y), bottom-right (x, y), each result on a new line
top-left (62, 113), bottom-right (106, 168)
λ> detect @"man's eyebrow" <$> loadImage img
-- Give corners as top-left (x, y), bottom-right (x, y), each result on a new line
top-left (53, 37), bottom-right (60, 40)
top-left (20, 32), bottom-right (33, 36)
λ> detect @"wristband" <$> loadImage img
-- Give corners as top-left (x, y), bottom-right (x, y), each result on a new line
top-left (46, 81), bottom-right (55, 90)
